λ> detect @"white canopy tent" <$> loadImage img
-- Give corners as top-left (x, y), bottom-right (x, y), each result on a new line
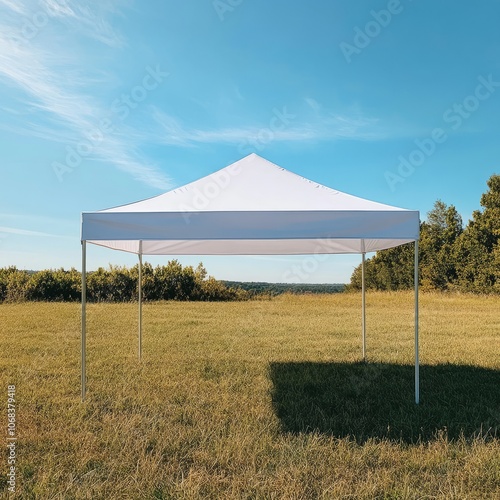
top-left (81, 153), bottom-right (420, 401)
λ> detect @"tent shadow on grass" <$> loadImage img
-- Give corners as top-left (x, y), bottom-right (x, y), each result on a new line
top-left (269, 361), bottom-right (500, 444)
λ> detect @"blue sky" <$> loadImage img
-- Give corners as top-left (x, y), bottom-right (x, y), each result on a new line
top-left (1, 0), bottom-right (499, 283)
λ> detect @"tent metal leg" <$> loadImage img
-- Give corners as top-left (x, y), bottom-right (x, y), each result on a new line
top-left (362, 252), bottom-right (366, 361)
top-left (81, 241), bottom-right (87, 402)
top-left (415, 240), bottom-right (420, 404)
top-left (138, 251), bottom-right (143, 360)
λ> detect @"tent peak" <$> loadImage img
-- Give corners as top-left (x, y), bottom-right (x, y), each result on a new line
top-left (95, 153), bottom-right (416, 215)
top-left (214, 153), bottom-right (340, 192)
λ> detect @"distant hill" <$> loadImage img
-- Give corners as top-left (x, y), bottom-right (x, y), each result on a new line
top-left (222, 281), bottom-right (345, 296)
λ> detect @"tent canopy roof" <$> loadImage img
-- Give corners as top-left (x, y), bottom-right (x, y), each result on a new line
top-left (82, 153), bottom-right (419, 255)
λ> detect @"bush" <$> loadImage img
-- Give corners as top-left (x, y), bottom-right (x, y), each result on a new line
top-left (150, 261), bottom-right (198, 301)
top-left (86, 266), bottom-right (136, 302)
top-left (27, 268), bottom-right (80, 301)
top-left (0, 262), bottom-right (249, 302)
top-left (0, 267), bottom-right (30, 302)
top-left (198, 277), bottom-right (249, 301)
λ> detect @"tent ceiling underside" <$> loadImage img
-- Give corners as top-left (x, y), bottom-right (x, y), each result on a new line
top-left (86, 237), bottom-right (416, 255)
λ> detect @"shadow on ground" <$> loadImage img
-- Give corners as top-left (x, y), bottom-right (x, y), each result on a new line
top-left (269, 361), bottom-right (500, 443)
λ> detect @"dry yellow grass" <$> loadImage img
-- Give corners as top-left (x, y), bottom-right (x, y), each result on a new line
top-left (0, 292), bottom-right (499, 498)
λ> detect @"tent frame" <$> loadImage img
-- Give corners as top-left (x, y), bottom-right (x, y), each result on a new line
top-left (81, 241), bottom-right (420, 404)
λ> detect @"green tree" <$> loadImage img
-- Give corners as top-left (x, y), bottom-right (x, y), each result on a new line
top-left (454, 174), bottom-right (500, 292)
top-left (348, 200), bottom-right (463, 291)
top-left (419, 201), bottom-right (462, 290)
top-left (348, 242), bottom-right (415, 291)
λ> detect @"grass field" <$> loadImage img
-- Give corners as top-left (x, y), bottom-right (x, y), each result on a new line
top-left (1, 292), bottom-right (499, 499)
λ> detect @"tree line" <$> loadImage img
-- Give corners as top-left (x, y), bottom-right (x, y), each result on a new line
top-left (348, 174), bottom-right (500, 293)
top-left (223, 281), bottom-right (345, 296)
top-left (0, 261), bottom-right (250, 303)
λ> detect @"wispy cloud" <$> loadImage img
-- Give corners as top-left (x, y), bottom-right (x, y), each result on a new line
top-left (0, 0), bottom-right (27, 14)
top-left (151, 108), bottom-right (309, 147)
top-left (39, 0), bottom-right (75, 18)
top-left (305, 97), bottom-right (321, 113)
top-left (0, 213), bottom-right (76, 238)
top-left (51, 1), bottom-right (126, 48)
top-left (0, 213), bottom-right (74, 224)
top-left (0, 226), bottom-right (69, 238)
top-left (0, 0), bottom-right (171, 190)
top-left (151, 105), bottom-right (383, 148)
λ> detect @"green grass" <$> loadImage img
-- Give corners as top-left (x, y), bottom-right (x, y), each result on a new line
top-left (1, 293), bottom-right (499, 498)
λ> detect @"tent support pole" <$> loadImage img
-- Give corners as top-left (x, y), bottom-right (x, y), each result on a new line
top-left (361, 252), bottom-right (366, 361)
top-left (415, 240), bottom-right (420, 404)
top-left (138, 246), bottom-right (143, 361)
top-left (81, 240), bottom-right (87, 402)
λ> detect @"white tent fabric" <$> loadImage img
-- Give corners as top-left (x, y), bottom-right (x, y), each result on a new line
top-left (82, 153), bottom-right (419, 254)
top-left (80, 154), bottom-right (420, 404)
